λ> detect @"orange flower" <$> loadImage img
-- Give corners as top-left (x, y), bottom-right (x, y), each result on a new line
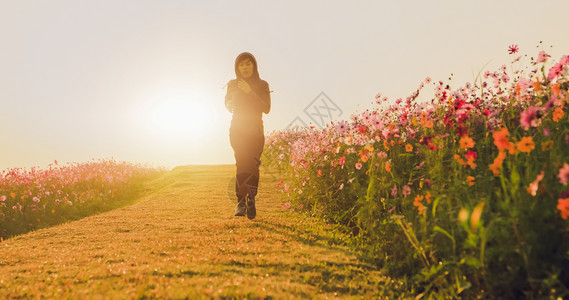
top-left (459, 135), bottom-right (475, 149)
top-left (420, 113), bottom-right (434, 128)
top-left (425, 191), bottom-right (432, 204)
top-left (413, 195), bottom-right (426, 215)
top-left (383, 139), bottom-right (389, 150)
top-left (385, 162), bottom-right (392, 172)
top-left (466, 176), bottom-right (475, 186)
top-left (553, 107), bottom-right (564, 122)
top-left (507, 142), bottom-right (518, 155)
top-left (558, 198), bottom-right (569, 220)
top-left (489, 150), bottom-right (506, 175)
top-left (405, 144), bottom-right (413, 152)
top-left (517, 136), bottom-right (535, 153)
top-left (532, 80), bottom-right (542, 91)
top-left (390, 140), bottom-right (395, 147)
top-left (552, 83), bottom-right (560, 96)
top-left (493, 127), bottom-right (511, 150)
top-left (359, 150), bottom-right (369, 163)
top-left (454, 154), bottom-right (465, 166)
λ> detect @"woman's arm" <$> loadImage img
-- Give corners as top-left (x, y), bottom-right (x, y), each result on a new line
top-left (250, 81), bottom-right (271, 114)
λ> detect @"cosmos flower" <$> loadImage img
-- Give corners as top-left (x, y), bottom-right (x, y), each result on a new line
top-left (537, 51), bottom-right (550, 63)
top-left (508, 44), bottom-right (519, 54)
top-left (391, 185), bottom-right (398, 197)
top-left (557, 198), bottom-right (569, 219)
top-left (548, 62), bottom-right (564, 81)
top-left (553, 107), bottom-right (564, 122)
top-left (402, 185), bottom-right (411, 196)
top-left (520, 106), bottom-right (541, 130)
top-left (526, 171), bottom-right (544, 196)
top-left (558, 163), bottom-right (569, 185)
top-left (517, 136), bottom-right (535, 153)
top-left (459, 135), bottom-right (475, 149)
top-left (493, 127), bottom-right (511, 150)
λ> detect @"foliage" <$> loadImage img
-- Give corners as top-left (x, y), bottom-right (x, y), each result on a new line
top-left (263, 48), bottom-right (569, 298)
top-left (0, 159), bottom-right (162, 239)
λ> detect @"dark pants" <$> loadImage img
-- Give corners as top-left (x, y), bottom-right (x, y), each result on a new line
top-left (230, 126), bottom-right (265, 202)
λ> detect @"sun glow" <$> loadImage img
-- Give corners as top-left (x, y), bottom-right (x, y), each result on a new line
top-left (141, 88), bottom-right (218, 142)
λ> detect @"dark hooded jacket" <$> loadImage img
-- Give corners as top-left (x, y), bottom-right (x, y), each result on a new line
top-left (225, 52), bottom-right (271, 134)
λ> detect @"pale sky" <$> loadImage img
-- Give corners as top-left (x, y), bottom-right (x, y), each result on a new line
top-left (1, 0), bottom-right (568, 170)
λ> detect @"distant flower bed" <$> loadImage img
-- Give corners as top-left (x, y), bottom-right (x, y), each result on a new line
top-left (0, 159), bottom-right (162, 239)
top-left (263, 47), bottom-right (569, 298)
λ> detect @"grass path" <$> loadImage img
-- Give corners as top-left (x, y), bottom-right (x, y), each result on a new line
top-left (0, 165), bottom-right (406, 299)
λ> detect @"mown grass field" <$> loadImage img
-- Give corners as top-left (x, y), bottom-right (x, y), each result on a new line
top-left (0, 165), bottom-right (407, 299)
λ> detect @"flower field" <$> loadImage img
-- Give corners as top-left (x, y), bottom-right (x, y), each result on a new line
top-left (263, 48), bottom-right (569, 298)
top-left (0, 159), bottom-right (162, 239)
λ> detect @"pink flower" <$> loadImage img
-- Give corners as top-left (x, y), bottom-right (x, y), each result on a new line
top-left (520, 106), bottom-right (541, 130)
top-left (558, 163), bottom-right (569, 185)
top-left (508, 44), bottom-right (519, 54)
top-left (285, 202), bottom-right (291, 208)
top-left (517, 78), bottom-right (531, 96)
top-left (338, 156), bottom-right (346, 168)
top-left (335, 120), bottom-right (348, 135)
top-left (0, 195), bottom-right (6, 202)
top-left (33, 197), bottom-right (40, 203)
top-left (355, 162), bottom-right (363, 170)
top-left (390, 185), bottom-right (398, 197)
top-left (537, 51), bottom-right (550, 63)
top-left (547, 62), bottom-right (564, 81)
top-left (527, 171), bottom-right (544, 196)
top-left (402, 185), bottom-right (411, 196)
top-left (377, 151), bottom-right (387, 159)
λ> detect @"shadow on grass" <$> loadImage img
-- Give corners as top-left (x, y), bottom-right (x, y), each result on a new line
top-left (252, 218), bottom-right (366, 262)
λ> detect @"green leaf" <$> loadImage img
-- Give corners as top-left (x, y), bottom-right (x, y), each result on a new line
top-left (432, 196), bottom-right (442, 218)
top-left (433, 225), bottom-right (455, 243)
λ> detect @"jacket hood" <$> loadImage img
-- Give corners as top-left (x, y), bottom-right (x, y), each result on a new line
top-left (234, 52), bottom-right (260, 80)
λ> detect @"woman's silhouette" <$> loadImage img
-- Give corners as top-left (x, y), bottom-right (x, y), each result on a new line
top-left (225, 52), bottom-right (271, 219)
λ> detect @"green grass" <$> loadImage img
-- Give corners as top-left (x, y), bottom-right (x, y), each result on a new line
top-left (0, 165), bottom-right (408, 299)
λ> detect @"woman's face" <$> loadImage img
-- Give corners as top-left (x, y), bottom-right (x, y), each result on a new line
top-left (238, 58), bottom-right (254, 78)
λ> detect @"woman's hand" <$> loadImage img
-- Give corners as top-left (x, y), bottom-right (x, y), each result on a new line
top-left (237, 79), bottom-right (252, 94)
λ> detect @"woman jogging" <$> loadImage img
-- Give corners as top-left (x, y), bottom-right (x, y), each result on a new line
top-left (225, 52), bottom-right (271, 219)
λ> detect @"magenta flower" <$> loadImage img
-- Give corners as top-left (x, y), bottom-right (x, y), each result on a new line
top-left (559, 163), bottom-right (569, 185)
top-left (547, 62), bottom-right (564, 81)
top-left (402, 185), bottom-right (411, 196)
top-left (537, 51), bottom-right (550, 63)
top-left (391, 185), bottom-right (398, 197)
top-left (520, 106), bottom-right (540, 130)
top-left (338, 156), bottom-right (346, 168)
